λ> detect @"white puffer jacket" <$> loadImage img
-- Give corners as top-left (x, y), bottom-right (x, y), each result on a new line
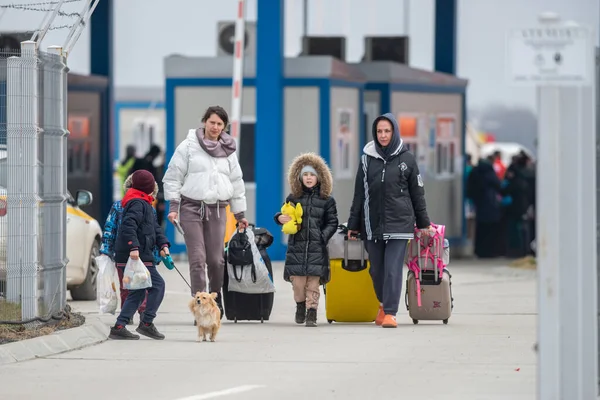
top-left (163, 129), bottom-right (246, 214)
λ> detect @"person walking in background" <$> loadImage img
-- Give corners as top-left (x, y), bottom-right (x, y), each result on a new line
top-left (116, 145), bottom-right (137, 197)
top-left (466, 154), bottom-right (503, 258)
top-left (162, 106), bottom-right (248, 322)
top-left (464, 154), bottom-right (476, 245)
top-left (347, 113), bottom-right (433, 329)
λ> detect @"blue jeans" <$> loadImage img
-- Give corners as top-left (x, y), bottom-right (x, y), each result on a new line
top-left (116, 265), bottom-right (165, 326)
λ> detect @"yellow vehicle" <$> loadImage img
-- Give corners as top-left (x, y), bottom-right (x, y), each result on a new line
top-left (0, 187), bottom-right (102, 301)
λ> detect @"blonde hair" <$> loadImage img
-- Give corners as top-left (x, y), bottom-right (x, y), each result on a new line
top-left (124, 173), bottom-right (159, 197)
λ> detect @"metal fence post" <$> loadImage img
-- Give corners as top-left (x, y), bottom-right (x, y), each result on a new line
top-left (6, 40), bottom-right (40, 321)
top-left (38, 46), bottom-right (68, 317)
top-left (52, 45), bottom-right (70, 313)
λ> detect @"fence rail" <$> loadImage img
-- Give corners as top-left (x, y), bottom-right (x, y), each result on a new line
top-left (0, 41), bottom-right (69, 325)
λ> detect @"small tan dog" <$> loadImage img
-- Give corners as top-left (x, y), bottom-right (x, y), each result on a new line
top-left (188, 291), bottom-right (221, 342)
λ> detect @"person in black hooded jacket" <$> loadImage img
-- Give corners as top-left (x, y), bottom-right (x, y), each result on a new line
top-left (274, 153), bottom-right (339, 327)
top-left (348, 113), bottom-right (433, 329)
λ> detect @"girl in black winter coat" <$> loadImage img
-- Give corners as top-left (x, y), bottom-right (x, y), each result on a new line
top-left (274, 153), bottom-right (339, 327)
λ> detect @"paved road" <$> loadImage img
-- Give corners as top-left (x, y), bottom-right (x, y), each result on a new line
top-left (0, 260), bottom-right (536, 400)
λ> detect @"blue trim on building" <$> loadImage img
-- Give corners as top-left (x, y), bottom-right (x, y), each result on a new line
top-left (319, 81), bottom-right (331, 166)
top-left (434, 0), bottom-right (457, 75)
top-left (389, 83), bottom-right (465, 94)
top-left (256, 0), bottom-right (285, 260)
top-left (164, 78), bottom-right (184, 254)
top-left (114, 101), bottom-right (165, 161)
top-left (358, 87), bottom-right (365, 151)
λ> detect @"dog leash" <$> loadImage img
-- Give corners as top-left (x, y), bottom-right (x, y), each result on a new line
top-left (162, 255), bottom-right (192, 289)
top-left (173, 265), bottom-right (192, 289)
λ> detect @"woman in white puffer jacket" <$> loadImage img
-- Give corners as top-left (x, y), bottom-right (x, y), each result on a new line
top-left (162, 106), bottom-right (248, 319)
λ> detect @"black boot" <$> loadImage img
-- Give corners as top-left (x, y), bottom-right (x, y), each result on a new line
top-left (305, 308), bottom-right (317, 327)
top-left (109, 324), bottom-right (140, 340)
top-left (136, 322), bottom-right (165, 340)
top-left (295, 301), bottom-right (306, 324)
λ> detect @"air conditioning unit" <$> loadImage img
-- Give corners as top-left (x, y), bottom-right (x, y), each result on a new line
top-left (302, 36), bottom-right (346, 61)
top-left (0, 32), bottom-right (35, 56)
top-left (363, 36), bottom-right (410, 64)
top-left (216, 21), bottom-right (256, 57)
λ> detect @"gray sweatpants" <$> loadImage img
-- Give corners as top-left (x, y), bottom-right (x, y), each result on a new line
top-left (366, 239), bottom-right (409, 315)
top-left (179, 197), bottom-right (227, 296)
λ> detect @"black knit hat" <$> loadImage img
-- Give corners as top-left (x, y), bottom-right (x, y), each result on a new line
top-left (131, 170), bottom-right (155, 195)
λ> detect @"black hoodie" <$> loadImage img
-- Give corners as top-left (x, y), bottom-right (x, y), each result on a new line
top-left (347, 113), bottom-right (430, 240)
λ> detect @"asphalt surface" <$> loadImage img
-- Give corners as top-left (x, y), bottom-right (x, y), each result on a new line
top-left (0, 259), bottom-right (536, 400)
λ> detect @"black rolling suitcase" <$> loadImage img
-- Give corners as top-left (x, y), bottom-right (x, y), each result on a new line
top-left (223, 226), bottom-right (275, 323)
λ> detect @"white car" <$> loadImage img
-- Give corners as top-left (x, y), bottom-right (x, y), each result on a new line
top-left (0, 187), bottom-right (103, 301)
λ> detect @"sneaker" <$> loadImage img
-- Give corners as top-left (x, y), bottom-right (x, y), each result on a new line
top-left (375, 305), bottom-right (385, 326)
top-left (295, 301), bottom-right (306, 324)
top-left (109, 324), bottom-right (140, 340)
top-left (305, 308), bottom-right (317, 327)
top-left (381, 314), bottom-right (397, 328)
top-left (136, 322), bottom-right (165, 340)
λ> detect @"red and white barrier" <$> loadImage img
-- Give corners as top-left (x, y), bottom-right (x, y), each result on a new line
top-left (230, 0), bottom-right (246, 152)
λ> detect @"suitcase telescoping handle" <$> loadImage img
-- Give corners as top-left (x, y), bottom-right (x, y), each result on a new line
top-left (343, 234), bottom-right (367, 272)
top-left (416, 234), bottom-right (440, 283)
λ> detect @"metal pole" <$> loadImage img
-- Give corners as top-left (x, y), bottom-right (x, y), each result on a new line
top-left (404, 0), bottom-right (410, 36)
top-left (596, 45), bottom-right (600, 392)
top-left (536, 13), bottom-right (598, 400)
top-left (303, 0), bottom-right (308, 37)
top-left (230, 0), bottom-right (247, 153)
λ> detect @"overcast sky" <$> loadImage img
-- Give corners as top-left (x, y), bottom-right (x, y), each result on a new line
top-left (1, 0), bottom-right (598, 116)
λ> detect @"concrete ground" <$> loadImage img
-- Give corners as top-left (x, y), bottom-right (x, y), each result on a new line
top-left (0, 259), bottom-right (536, 400)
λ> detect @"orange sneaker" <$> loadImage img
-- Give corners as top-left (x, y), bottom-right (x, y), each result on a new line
top-left (375, 306), bottom-right (385, 326)
top-left (382, 314), bottom-right (397, 328)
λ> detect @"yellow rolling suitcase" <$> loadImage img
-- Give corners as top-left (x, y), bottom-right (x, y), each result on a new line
top-left (325, 231), bottom-right (379, 323)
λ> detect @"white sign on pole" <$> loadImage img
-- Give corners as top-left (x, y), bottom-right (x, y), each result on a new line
top-left (506, 25), bottom-right (593, 86)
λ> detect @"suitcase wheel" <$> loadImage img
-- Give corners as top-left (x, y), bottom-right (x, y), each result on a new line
top-left (443, 319), bottom-right (448, 325)
top-left (412, 319), bottom-right (419, 325)
top-left (261, 318), bottom-right (264, 323)
top-left (328, 319), bottom-right (333, 324)
top-left (234, 318), bottom-right (238, 323)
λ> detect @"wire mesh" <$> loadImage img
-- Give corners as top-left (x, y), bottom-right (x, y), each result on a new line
top-left (0, 43), bottom-right (68, 325)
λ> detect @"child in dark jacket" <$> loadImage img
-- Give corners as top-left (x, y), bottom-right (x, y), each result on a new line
top-left (109, 170), bottom-right (171, 341)
top-left (274, 153), bottom-right (338, 327)
top-left (99, 173), bottom-right (162, 325)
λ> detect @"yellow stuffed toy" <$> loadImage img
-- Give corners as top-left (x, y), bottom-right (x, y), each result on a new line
top-left (280, 201), bottom-right (303, 235)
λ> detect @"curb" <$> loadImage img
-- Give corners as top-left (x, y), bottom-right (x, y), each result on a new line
top-left (0, 316), bottom-right (108, 366)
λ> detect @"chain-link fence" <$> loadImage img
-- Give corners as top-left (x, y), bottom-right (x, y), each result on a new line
top-left (0, 40), bottom-right (69, 325)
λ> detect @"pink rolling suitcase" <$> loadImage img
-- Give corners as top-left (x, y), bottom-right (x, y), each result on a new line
top-left (404, 224), bottom-right (454, 324)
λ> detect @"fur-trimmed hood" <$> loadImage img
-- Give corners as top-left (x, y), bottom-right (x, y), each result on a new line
top-left (287, 152), bottom-right (333, 199)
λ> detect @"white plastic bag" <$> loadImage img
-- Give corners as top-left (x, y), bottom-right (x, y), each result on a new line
top-left (226, 229), bottom-right (276, 294)
top-left (96, 255), bottom-right (120, 314)
top-left (122, 257), bottom-right (152, 290)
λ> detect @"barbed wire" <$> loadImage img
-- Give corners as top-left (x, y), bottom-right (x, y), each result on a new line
top-left (0, 0), bottom-right (84, 33)
top-left (0, 1), bottom-right (82, 18)
top-left (0, 5), bottom-right (79, 18)
top-left (1, 0), bottom-right (80, 6)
